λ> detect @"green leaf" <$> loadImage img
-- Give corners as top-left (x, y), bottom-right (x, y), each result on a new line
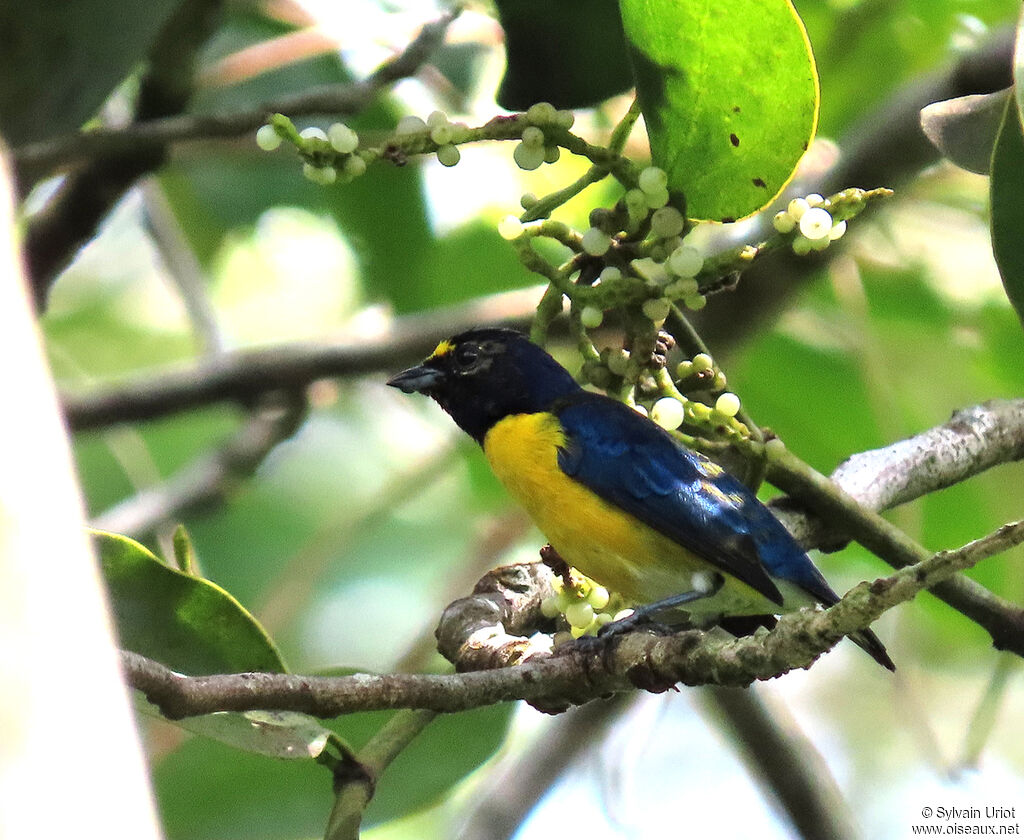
top-left (990, 96), bottom-right (1024, 329)
top-left (94, 530), bottom-right (285, 674)
top-left (920, 89), bottom-right (1012, 175)
top-left (0, 0), bottom-right (180, 144)
top-left (620, 0), bottom-right (819, 221)
top-left (494, 0), bottom-right (634, 110)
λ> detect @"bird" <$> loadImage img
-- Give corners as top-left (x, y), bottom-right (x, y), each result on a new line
top-left (387, 326), bottom-right (894, 671)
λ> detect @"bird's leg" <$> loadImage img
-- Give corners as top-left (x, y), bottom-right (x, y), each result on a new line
top-left (598, 572), bottom-right (724, 638)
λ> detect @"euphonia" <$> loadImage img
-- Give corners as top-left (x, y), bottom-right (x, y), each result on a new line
top-left (388, 327), bottom-right (894, 670)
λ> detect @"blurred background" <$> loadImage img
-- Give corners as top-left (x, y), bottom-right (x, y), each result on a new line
top-left (6, 0), bottom-right (1024, 837)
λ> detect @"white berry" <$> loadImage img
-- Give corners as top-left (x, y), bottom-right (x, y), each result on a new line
top-left (256, 124), bottom-right (282, 151)
top-left (651, 397), bottom-right (686, 430)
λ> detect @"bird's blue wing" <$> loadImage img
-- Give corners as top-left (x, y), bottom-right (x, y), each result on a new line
top-left (554, 393), bottom-right (837, 607)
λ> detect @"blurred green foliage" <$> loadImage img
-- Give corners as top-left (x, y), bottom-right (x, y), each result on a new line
top-left (17, 0), bottom-right (1024, 837)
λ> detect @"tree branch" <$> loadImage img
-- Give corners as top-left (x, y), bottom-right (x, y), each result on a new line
top-left (700, 686), bottom-right (859, 840)
top-left (13, 9), bottom-right (460, 182)
top-left (122, 519), bottom-right (1024, 720)
top-left (62, 286), bottom-right (542, 431)
top-left (22, 0), bottom-right (226, 306)
top-left (90, 391), bottom-right (307, 538)
top-left (766, 445), bottom-right (1024, 656)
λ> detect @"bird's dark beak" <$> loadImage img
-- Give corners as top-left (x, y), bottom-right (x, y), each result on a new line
top-left (386, 364), bottom-right (444, 394)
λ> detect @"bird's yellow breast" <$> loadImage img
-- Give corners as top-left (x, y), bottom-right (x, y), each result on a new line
top-left (482, 412), bottom-right (774, 614)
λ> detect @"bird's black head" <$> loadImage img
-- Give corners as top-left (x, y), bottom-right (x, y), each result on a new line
top-left (387, 327), bottom-right (581, 443)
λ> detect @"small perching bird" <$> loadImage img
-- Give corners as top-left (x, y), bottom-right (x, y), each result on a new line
top-left (388, 327), bottom-right (894, 671)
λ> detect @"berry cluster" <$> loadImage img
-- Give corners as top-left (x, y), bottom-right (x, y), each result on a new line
top-left (257, 119), bottom-right (368, 185)
top-left (540, 569), bottom-right (631, 640)
top-left (647, 351), bottom-right (747, 439)
top-left (511, 102), bottom-right (576, 171)
top-left (772, 193), bottom-right (848, 254)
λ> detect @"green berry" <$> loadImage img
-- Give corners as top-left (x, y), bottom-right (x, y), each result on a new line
top-left (302, 163), bottom-right (336, 184)
top-left (645, 187), bottom-right (670, 209)
top-left (638, 166), bottom-right (668, 194)
top-left (791, 235), bottom-right (813, 255)
top-left (343, 156), bottom-right (366, 178)
top-left (799, 207), bottom-right (833, 240)
top-left (555, 110), bottom-right (575, 129)
top-left (692, 353), bottom-right (714, 372)
top-left (520, 192), bottom-right (538, 209)
top-left (430, 124), bottom-right (454, 145)
top-left (598, 266), bottom-right (622, 283)
top-left (328, 123), bottom-right (358, 153)
top-left (651, 206), bottom-right (685, 238)
top-left (256, 124), bottom-right (282, 151)
top-left (426, 110), bottom-right (449, 129)
top-left (580, 305), bottom-right (604, 328)
top-left (625, 189), bottom-right (649, 220)
top-left (540, 596), bottom-right (561, 618)
top-left (651, 397), bottom-right (686, 430)
top-left (587, 585), bottom-right (610, 610)
top-left (436, 144), bottom-right (460, 167)
top-left (544, 145), bottom-right (560, 164)
top-left (787, 197), bottom-right (810, 220)
top-left (666, 277), bottom-right (699, 298)
top-left (642, 297), bottom-right (671, 323)
top-left (607, 349), bottom-right (630, 376)
top-left (498, 215), bottom-right (524, 240)
top-left (581, 227), bottom-right (612, 256)
top-left (772, 211), bottom-right (795, 233)
top-left (684, 294), bottom-right (707, 311)
top-left (564, 601), bottom-right (595, 628)
top-left (676, 360), bottom-right (694, 379)
top-left (715, 392), bottom-right (741, 417)
top-left (521, 126), bottom-right (545, 148)
top-left (668, 245), bottom-right (704, 277)
top-left (526, 102), bottom-right (557, 124)
top-left (513, 142), bottom-right (544, 171)
top-left (395, 115), bottom-right (427, 135)
top-left (829, 220), bottom-right (848, 241)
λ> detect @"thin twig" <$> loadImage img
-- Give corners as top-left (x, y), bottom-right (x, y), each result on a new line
top-left (62, 286), bottom-right (542, 430)
top-left (14, 9), bottom-right (461, 181)
top-left (90, 392), bottom-right (307, 537)
top-left (121, 519), bottom-right (1024, 719)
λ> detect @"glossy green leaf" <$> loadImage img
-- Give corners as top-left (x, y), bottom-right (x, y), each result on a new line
top-left (94, 530), bottom-right (285, 675)
top-left (620, 0), bottom-right (818, 221)
top-left (990, 97), bottom-right (1024, 329)
top-left (494, 0), bottom-right (634, 109)
top-left (155, 704), bottom-right (514, 839)
top-left (920, 89), bottom-right (1012, 175)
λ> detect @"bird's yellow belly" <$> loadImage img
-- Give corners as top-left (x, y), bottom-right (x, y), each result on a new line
top-left (482, 413), bottom-right (776, 616)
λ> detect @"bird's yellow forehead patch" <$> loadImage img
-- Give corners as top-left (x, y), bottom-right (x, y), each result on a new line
top-left (429, 339), bottom-right (455, 360)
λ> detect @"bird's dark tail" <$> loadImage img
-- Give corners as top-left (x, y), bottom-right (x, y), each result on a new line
top-left (718, 616), bottom-right (896, 672)
top-left (850, 628), bottom-right (896, 671)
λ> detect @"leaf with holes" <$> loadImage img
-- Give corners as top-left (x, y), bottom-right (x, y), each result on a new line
top-left (620, 0), bottom-right (818, 221)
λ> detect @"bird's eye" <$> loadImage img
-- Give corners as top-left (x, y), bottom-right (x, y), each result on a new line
top-left (454, 344), bottom-right (479, 367)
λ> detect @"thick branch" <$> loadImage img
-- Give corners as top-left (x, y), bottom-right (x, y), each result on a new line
top-left (123, 520), bottom-right (1024, 719)
top-left (767, 445), bottom-right (1024, 656)
top-left (771, 400), bottom-right (1024, 547)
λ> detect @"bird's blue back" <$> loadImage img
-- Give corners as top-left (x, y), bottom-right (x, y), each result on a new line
top-left (553, 392), bottom-right (838, 607)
